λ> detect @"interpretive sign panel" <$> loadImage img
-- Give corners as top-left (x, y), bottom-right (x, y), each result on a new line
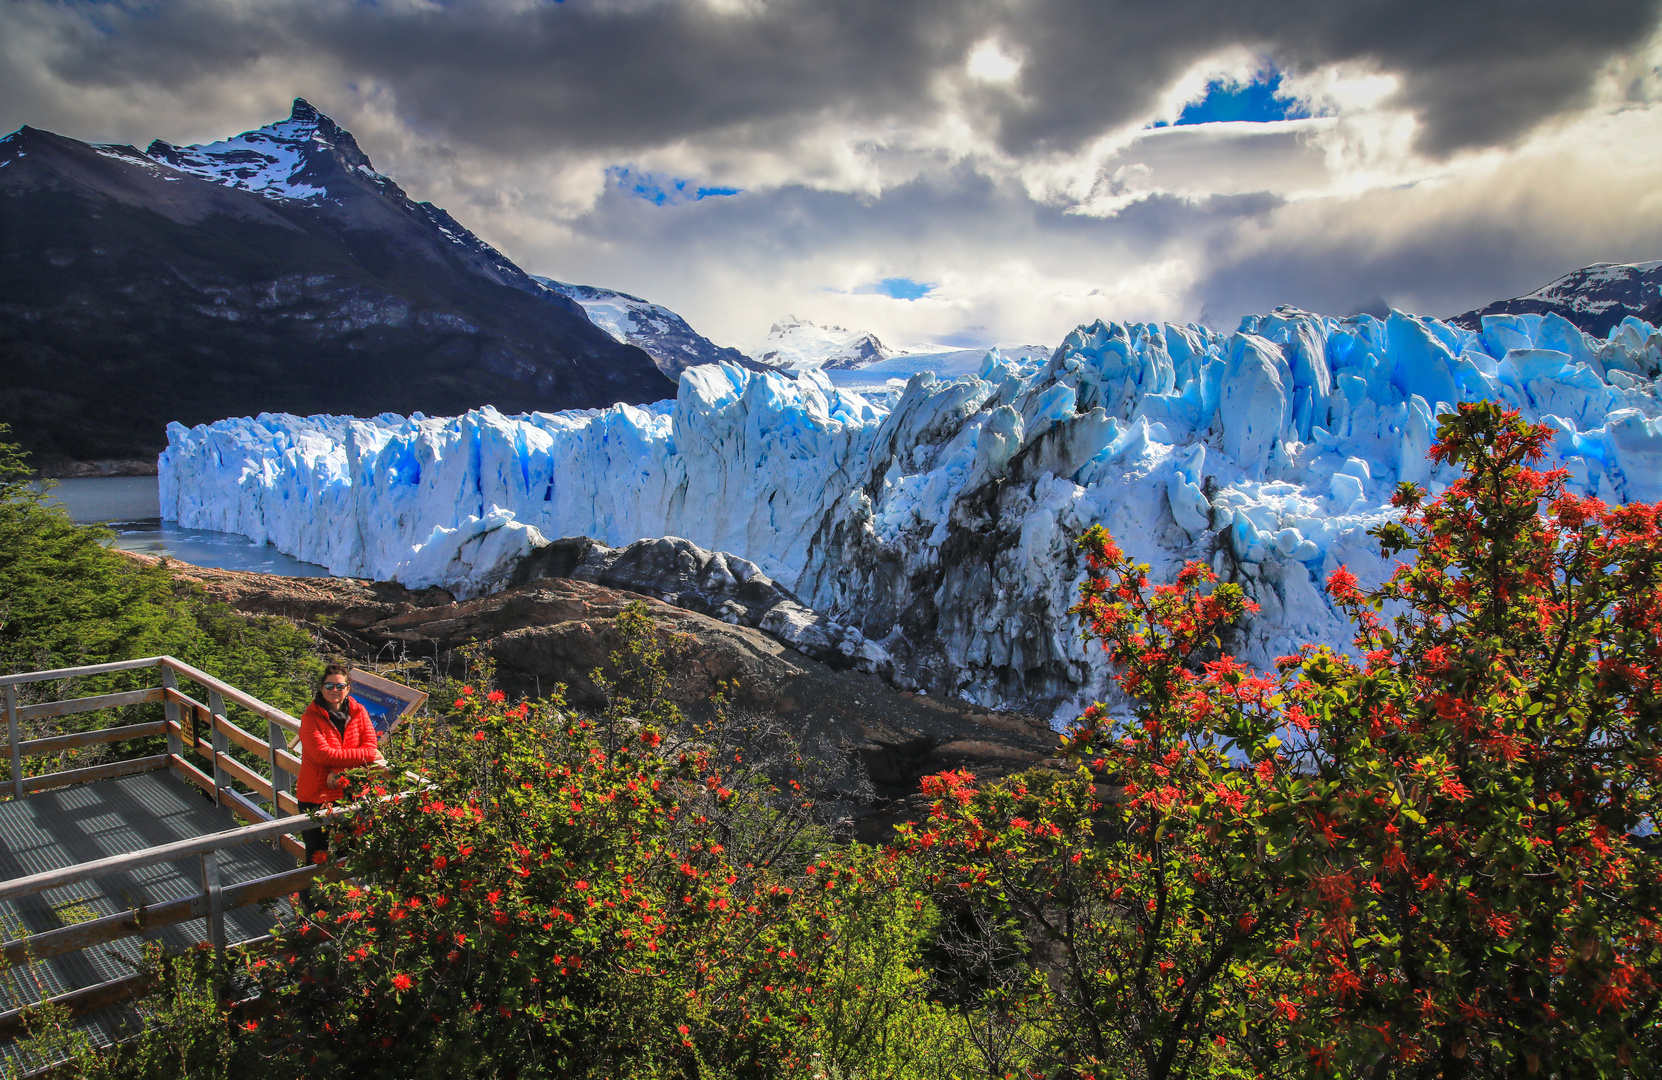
top-left (346, 669), bottom-right (427, 738)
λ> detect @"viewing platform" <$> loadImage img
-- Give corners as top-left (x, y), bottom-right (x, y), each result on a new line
top-left (0, 657), bottom-right (323, 1074)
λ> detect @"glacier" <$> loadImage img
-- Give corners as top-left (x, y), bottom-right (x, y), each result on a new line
top-left (160, 307), bottom-right (1662, 712)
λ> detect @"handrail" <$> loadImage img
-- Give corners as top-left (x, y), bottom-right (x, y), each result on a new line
top-left (0, 656), bottom-right (168, 687)
top-left (0, 656), bottom-right (301, 731)
top-left (4, 655), bottom-right (305, 805)
top-left (156, 656), bottom-right (302, 735)
top-left (0, 811), bottom-right (316, 903)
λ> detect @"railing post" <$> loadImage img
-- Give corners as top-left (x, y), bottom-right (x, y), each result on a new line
top-left (5, 685), bottom-right (20, 801)
top-left (207, 690), bottom-right (229, 808)
top-left (199, 849), bottom-right (227, 995)
top-left (267, 719), bottom-right (289, 800)
top-left (160, 665), bottom-right (183, 759)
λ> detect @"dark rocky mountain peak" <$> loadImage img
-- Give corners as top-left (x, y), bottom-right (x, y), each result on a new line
top-left (1454, 260), bottom-right (1662, 338)
top-left (534, 277), bottom-right (765, 378)
top-left (145, 97), bottom-right (380, 202)
top-left (0, 103), bottom-right (673, 471)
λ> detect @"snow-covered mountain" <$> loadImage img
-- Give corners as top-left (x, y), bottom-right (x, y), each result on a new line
top-left (0, 100), bottom-right (670, 466)
top-left (533, 277), bottom-right (762, 378)
top-left (143, 98), bottom-right (559, 299)
top-left (817, 344), bottom-right (1053, 395)
top-left (756, 316), bottom-right (891, 369)
top-left (1455, 260), bottom-right (1662, 338)
top-left (159, 304), bottom-right (1662, 712)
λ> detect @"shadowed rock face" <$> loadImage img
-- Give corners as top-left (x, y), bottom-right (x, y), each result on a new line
top-left (510, 536), bottom-right (889, 674)
top-left (1453, 261), bottom-right (1662, 338)
top-left (0, 101), bottom-right (674, 469)
top-left (534, 278), bottom-right (769, 380)
top-left (137, 553), bottom-right (1061, 839)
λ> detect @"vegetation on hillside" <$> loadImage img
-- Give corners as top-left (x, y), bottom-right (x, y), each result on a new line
top-left (0, 425), bottom-right (320, 784)
top-left (9, 405), bottom-right (1662, 1078)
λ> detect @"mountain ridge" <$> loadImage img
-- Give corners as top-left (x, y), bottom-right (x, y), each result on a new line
top-left (533, 277), bottom-right (767, 378)
top-left (0, 100), bottom-right (672, 470)
top-left (1452, 259), bottom-right (1662, 337)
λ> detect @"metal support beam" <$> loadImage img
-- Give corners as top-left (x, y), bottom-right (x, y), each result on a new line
top-left (5, 684), bottom-right (19, 801)
top-left (200, 849), bottom-right (227, 977)
top-left (161, 666), bottom-right (182, 759)
top-left (207, 689), bottom-right (228, 808)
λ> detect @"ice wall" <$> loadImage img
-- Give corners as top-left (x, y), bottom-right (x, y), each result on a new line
top-left (161, 308), bottom-right (1662, 710)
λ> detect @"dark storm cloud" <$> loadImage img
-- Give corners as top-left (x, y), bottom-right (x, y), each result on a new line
top-left (556, 164), bottom-right (1282, 274)
top-left (989, 0), bottom-right (1662, 157)
top-left (14, 0), bottom-right (1661, 161)
top-left (1187, 189), bottom-right (1662, 330)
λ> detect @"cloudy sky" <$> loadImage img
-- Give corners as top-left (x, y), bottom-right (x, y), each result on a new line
top-left (5, 0), bottom-right (1662, 355)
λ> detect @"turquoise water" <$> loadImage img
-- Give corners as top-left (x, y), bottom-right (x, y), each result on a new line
top-left (34, 477), bottom-right (332, 578)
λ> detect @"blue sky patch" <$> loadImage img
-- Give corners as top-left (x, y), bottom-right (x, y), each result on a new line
top-left (862, 277), bottom-right (934, 300)
top-left (1152, 71), bottom-right (1308, 128)
top-left (609, 166), bottom-right (741, 205)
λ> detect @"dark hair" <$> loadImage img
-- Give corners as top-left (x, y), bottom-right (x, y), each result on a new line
top-left (318, 664), bottom-right (352, 690)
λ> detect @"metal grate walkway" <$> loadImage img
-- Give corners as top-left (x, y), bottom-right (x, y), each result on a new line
top-left (0, 770), bottom-right (298, 1070)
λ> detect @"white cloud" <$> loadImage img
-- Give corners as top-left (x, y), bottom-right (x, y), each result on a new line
top-left (966, 38), bottom-right (1022, 85)
top-left (3, 1), bottom-right (1661, 357)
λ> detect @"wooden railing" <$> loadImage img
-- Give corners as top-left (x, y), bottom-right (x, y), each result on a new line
top-left (0, 814), bottom-right (331, 1039)
top-left (0, 656), bottom-right (327, 1041)
top-left (0, 656), bottom-right (306, 857)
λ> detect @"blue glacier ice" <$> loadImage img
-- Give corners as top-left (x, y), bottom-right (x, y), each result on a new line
top-left (160, 309), bottom-right (1662, 711)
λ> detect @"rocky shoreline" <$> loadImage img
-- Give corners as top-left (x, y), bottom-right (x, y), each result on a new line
top-left (33, 457), bottom-right (158, 479)
top-left (125, 551), bottom-right (1068, 839)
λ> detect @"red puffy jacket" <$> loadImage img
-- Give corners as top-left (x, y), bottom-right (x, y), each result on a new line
top-left (296, 696), bottom-right (379, 804)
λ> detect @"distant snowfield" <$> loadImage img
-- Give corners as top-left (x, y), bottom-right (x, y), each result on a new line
top-left (820, 344), bottom-right (1053, 394)
top-left (161, 307), bottom-right (1662, 711)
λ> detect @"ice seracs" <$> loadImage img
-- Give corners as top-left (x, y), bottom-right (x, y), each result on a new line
top-left (161, 305), bottom-right (1662, 712)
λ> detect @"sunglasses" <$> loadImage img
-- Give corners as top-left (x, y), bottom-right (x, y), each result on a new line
top-left (322, 681), bottom-right (350, 690)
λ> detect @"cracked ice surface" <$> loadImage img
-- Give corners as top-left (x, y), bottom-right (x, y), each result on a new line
top-left (161, 308), bottom-right (1662, 711)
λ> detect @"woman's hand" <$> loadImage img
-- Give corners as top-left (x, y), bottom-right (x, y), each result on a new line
top-left (325, 770), bottom-right (344, 789)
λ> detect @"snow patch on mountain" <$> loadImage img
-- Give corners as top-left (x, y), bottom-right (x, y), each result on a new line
top-left (534, 277), bottom-right (752, 377)
top-left (1456, 260), bottom-right (1662, 338)
top-left (757, 316), bottom-right (891, 369)
top-left (160, 307), bottom-right (1662, 711)
top-left (819, 344), bottom-right (1053, 396)
top-left (144, 99), bottom-right (369, 203)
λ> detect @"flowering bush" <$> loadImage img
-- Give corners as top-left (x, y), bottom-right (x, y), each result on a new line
top-left (900, 536), bottom-right (1301, 1078)
top-left (228, 608), bottom-right (961, 1079)
top-left (1249, 402), bottom-right (1662, 1076)
top-left (1056, 402), bottom-right (1662, 1077)
top-left (907, 402), bottom-right (1662, 1078)
top-left (245, 705), bottom-right (740, 1072)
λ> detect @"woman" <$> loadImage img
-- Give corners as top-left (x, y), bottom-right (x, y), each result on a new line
top-left (296, 665), bottom-right (387, 901)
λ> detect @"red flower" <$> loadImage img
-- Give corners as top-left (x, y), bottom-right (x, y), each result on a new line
top-left (392, 973), bottom-right (413, 991)
top-left (1326, 565), bottom-right (1361, 602)
top-left (487, 689), bottom-right (506, 703)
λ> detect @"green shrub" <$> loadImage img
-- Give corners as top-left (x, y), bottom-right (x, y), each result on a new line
top-left (0, 426), bottom-right (320, 782)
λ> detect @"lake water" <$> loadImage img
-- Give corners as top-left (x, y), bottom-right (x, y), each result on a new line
top-left (34, 476), bottom-right (332, 578)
